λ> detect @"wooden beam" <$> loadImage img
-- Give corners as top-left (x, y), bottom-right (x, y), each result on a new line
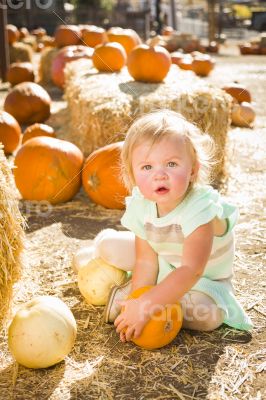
top-left (170, 0), bottom-right (177, 30)
top-left (0, 0), bottom-right (9, 82)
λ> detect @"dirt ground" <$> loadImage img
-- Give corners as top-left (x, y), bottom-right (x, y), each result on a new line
top-left (0, 45), bottom-right (265, 399)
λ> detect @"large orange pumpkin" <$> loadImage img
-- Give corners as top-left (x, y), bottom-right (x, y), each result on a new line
top-left (82, 141), bottom-right (128, 209)
top-left (22, 123), bottom-right (55, 144)
top-left (14, 137), bottom-right (84, 204)
top-left (231, 102), bottom-right (255, 128)
top-left (222, 83), bottom-right (252, 104)
top-left (107, 27), bottom-right (141, 55)
top-left (124, 286), bottom-right (183, 350)
top-left (54, 25), bottom-right (81, 47)
top-left (127, 44), bottom-right (171, 83)
top-left (51, 45), bottom-right (93, 88)
top-left (4, 82), bottom-right (51, 124)
top-left (0, 111), bottom-right (21, 154)
top-left (92, 42), bottom-right (127, 72)
top-left (82, 26), bottom-right (107, 48)
top-left (6, 62), bottom-right (35, 86)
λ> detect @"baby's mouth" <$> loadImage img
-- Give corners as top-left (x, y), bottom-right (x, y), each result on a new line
top-left (155, 186), bottom-right (169, 194)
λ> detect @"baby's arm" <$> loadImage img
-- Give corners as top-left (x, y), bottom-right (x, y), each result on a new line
top-left (141, 221), bottom-right (214, 308)
top-left (131, 236), bottom-right (159, 291)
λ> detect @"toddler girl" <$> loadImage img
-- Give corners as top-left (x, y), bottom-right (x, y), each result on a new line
top-left (88, 110), bottom-right (252, 342)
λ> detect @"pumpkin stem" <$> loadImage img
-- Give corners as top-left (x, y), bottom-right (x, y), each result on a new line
top-left (88, 173), bottom-right (100, 190)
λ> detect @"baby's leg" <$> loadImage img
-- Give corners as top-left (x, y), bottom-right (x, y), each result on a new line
top-left (94, 229), bottom-right (136, 271)
top-left (180, 291), bottom-right (225, 331)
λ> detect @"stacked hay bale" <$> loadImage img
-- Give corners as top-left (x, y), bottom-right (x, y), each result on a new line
top-left (0, 147), bottom-right (25, 330)
top-left (64, 59), bottom-right (232, 183)
top-left (39, 47), bottom-right (60, 85)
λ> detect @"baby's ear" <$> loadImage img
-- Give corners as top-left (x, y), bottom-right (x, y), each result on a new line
top-left (191, 160), bottom-right (200, 182)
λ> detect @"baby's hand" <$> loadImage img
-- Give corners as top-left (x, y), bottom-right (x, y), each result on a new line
top-left (114, 298), bottom-right (151, 343)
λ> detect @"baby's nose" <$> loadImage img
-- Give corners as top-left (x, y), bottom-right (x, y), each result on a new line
top-left (154, 168), bottom-right (167, 179)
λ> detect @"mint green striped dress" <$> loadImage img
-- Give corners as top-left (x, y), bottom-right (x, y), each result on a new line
top-left (121, 185), bottom-right (253, 331)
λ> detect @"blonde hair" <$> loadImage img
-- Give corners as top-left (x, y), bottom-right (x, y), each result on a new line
top-left (121, 110), bottom-right (215, 190)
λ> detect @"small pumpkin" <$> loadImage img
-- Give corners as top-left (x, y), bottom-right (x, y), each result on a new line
top-left (54, 25), bottom-right (81, 47)
top-left (6, 62), bottom-right (35, 86)
top-left (82, 141), bottom-right (128, 209)
top-left (31, 27), bottom-right (47, 39)
top-left (0, 111), bottom-right (21, 154)
top-left (92, 42), bottom-right (127, 72)
top-left (82, 26), bottom-right (107, 48)
top-left (124, 286), bottom-right (183, 350)
top-left (222, 83), bottom-right (251, 104)
top-left (51, 45), bottom-right (93, 88)
top-left (231, 102), bottom-right (255, 128)
top-left (78, 258), bottom-right (127, 305)
top-left (14, 136), bottom-right (84, 204)
top-left (4, 82), bottom-right (51, 124)
top-left (162, 26), bottom-right (175, 36)
top-left (19, 27), bottom-right (29, 39)
top-left (107, 27), bottom-right (141, 55)
top-left (192, 54), bottom-right (215, 77)
top-left (171, 51), bottom-right (184, 66)
top-left (22, 123), bottom-right (55, 144)
top-left (6, 24), bottom-right (19, 44)
top-left (127, 44), bottom-right (171, 83)
top-left (178, 55), bottom-right (194, 71)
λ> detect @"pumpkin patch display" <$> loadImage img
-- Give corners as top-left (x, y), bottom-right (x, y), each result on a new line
top-left (222, 83), bottom-right (252, 104)
top-left (82, 26), bottom-right (107, 48)
top-left (14, 136), bottom-right (84, 204)
top-left (51, 45), bottom-right (93, 88)
top-left (54, 25), bottom-right (81, 47)
top-left (92, 42), bottom-right (127, 72)
top-left (127, 44), bottom-right (171, 83)
top-left (231, 102), bottom-right (255, 128)
top-left (124, 286), bottom-right (183, 350)
top-left (78, 258), bottom-right (127, 305)
top-left (8, 296), bottom-right (77, 369)
top-left (4, 82), bottom-right (51, 124)
top-left (82, 141), bottom-right (129, 209)
top-left (107, 27), bottom-right (141, 55)
top-left (0, 111), bottom-right (21, 154)
top-left (22, 123), bottom-right (56, 144)
top-left (6, 62), bottom-right (35, 86)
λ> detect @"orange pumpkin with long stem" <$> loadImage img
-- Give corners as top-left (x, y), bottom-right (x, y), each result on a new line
top-left (82, 141), bottom-right (128, 209)
top-left (124, 286), bottom-right (183, 350)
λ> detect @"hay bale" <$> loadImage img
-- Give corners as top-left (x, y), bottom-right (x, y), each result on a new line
top-left (9, 42), bottom-right (33, 63)
top-left (39, 47), bottom-right (59, 85)
top-left (64, 60), bottom-right (232, 182)
top-left (0, 147), bottom-right (25, 330)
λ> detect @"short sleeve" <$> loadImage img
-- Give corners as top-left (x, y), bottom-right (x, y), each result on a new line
top-left (179, 186), bottom-right (239, 237)
top-left (121, 187), bottom-right (147, 239)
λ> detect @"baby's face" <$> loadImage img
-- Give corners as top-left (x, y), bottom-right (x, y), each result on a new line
top-left (131, 135), bottom-right (196, 216)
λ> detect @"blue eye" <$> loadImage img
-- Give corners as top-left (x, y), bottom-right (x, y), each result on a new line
top-left (168, 161), bottom-right (177, 167)
top-left (142, 165), bottom-right (152, 170)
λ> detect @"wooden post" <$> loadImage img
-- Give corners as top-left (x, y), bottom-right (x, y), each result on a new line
top-left (170, 0), bottom-right (177, 30)
top-left (0, 0), bottom-right (9, 82)
top-left (208, 0), bottom-right (217, 42)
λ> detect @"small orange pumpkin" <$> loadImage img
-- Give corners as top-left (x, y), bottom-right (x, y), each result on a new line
top-left (82, 26), bottom-right (107, 48)
top-left (222, 83), bottom-right (251, 104)
top-left (0, 111), bottom-right (21, 154)
top-left (6, 24), bottom-right (19, 44)
top-left (4, 82), bottom-right (51, 124)
top-left (51, 45), bottom-right (93, 88)
top-left (22, 123), bottom-right (55, 144)
top-left (231, 102), bottom-right (255, 128)
top-left (192, 54), bottom-right (215, 77)
top-left (127, 44), bottom-right (171, 83)
top-left (19, 27), bottom-right (29, 39)
top-left (124, 286), bottom-right (183, 350)
top-left (14, 137), bottom-right (84, 204)
top-left (178, 55), bottom-right (194, 71)
top-left (107, 27), bottom-right (141, 55)
top-left (6, 62), bottom-right (35, 86)
top-left (54, 25), bottom-right (81, 48)
top-left (92, 42), bottom-right (127, 72)
top-left (171, 51), bottom-right (184, 66)
top-left (82, 141), bottom-right (128, 209)
top-left (162, 26), bottom-right (175, 36)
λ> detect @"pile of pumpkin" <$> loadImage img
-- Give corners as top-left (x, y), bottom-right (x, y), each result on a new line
top-left (239, 32), bottom-right (266, 55)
